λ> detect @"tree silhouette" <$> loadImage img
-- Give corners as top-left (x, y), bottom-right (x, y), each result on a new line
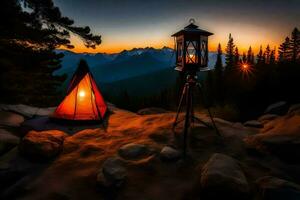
top-left (225, 33), bottom-right (235, 71)
top-left (213, 43), bottom-right (224, 104)
top-left (270, 48), bottom-right (276, 65)
top-left (247, 46), bottom-right (254, 64)
top-left (234, 47), bottom-right (240, 66)
top-left (256, 45), bottom-right (264, 65)
top-left (0, 0), bottom-right (101, 105)
top-left (279, 37), bottom-right (291, 62)
top-left (290, 28), bottom-right (300, 62)
top-left (264, 45), bottom-right (271, 64)
top-left (242, 52), bottom-right (247, 63)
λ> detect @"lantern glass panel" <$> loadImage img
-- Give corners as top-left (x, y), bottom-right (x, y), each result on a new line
top-left (200, 40), bottom-right (207, 65)
top-left (177, 40), bottom-right (183, 62)
top-left (186, 41), bottom-right (198, 64)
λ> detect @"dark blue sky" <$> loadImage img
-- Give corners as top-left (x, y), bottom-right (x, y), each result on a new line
top-left (54, 0), bottom-right (300, 53)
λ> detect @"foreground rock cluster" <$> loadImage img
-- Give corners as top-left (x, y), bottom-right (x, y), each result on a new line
top-left (200, 153), bottom-right (249, 199)
top-left (0, 102), bottom-right (300, 200)
top-left (19, 130), bottom-right (67, 159)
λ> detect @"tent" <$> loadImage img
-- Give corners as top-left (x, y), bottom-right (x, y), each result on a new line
top-left (53, 61), bottom-right (107, 121)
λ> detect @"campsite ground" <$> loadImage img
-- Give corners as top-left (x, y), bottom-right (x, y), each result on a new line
top-left (1, 103), bottom-right (300, 200)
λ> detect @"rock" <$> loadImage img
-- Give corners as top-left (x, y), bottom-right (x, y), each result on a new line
top-left (19, 130), bottom-right (67, 159)
top-left (97, 157), bottom-right (127, 187)
top-left (258, 114), bottom-right (279, 123)
top-left (137, 107), bottom-right (168, 115)
top-left (0, 104), bottom-right (56, 118)
top-left (232, 122), bottom-right (245, 129)
top-left (0, 129), bottom-right (20, 155)
top-left (256, 176), bottom-right (300, 200)
top-left (264, 101), bottom-right (288, 115)
top-left (244, 114), bottom-right (300, 163)
top-left (160, 146), bottom-right (181, 161)
top-left (213, 117), bottom-right (233, 126)
top-left (244, 120), bottom-right (263, 128)
top-left (0, 111), bottom-right (24, 127)
top-left (118, 143), bottom-right (149, 160)
top-left (261, 136), bottom-right (300, 163)
top-left (189, 126), bottom-right (219, 148)
top-left (200, 153), bottom-right (249, 199)
top-left (288, 103), bottom-right (300, 115)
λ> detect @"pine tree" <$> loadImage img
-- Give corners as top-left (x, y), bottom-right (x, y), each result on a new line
top-left (0, 0), bottom-right (101, 105)
top-left (234, 47), bottom-right (240, 66)
top-left (270, 49), bottom-right (276, 65)
top-left (215, 43), bottom-right (223, 71)
top-left (247, 46), bottom-right (254, 64)
top-left (278, 37), bottom-right (291, 62)
top-left (213, 43), bottom-right (224, 104)
top-left (257, 45), bottom-right (264, 65)
top-left (265, 45), bottom-right (271, 64)
top-left (225, 33), bottom-right (235, 71)
top-left (242, 52), bottom-right (247, 63)
top-left (290, 27), bottom-right (300, 62)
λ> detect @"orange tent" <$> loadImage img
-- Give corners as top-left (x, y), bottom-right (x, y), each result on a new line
top-left (53, 61), bottom-right (107, 120)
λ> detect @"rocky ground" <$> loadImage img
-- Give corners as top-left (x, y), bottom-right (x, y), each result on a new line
top-left (0, 102), bottom-right (300, 200)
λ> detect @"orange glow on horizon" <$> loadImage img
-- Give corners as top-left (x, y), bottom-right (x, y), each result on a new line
top-left (60, 29), bottom-right (282, 54)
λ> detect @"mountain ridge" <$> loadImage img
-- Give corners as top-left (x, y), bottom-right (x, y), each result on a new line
top-left (55, 47), bottom-right (224, 97)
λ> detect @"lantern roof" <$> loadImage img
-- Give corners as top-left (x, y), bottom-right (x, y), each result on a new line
top-left (172, 22), bottom-right (213, 37)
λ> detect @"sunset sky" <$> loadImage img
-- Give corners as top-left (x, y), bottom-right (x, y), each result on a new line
top-left (54, 0), bottom-right (300, 54)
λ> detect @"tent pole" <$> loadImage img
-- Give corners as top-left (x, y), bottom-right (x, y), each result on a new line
top-left (73, 86), bottom-right (79, 120)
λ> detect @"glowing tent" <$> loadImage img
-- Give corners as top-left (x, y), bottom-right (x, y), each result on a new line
top-left (53, 60), bottom-right (107, 121)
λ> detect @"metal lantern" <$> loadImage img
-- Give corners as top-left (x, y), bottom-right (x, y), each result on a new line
top-left (172, 19), bottom-right (213, 73)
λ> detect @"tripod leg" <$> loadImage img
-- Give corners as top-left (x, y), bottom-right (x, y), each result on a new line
top-left (173, 83), bottom-right (187, 129)
top-left (183, 83), bottom-right (191, 157)
top-left (207, 107), bottom-right (221, 136)
top-left (192, 116), bottom-right (212, 128)
top-left (190, 86), bottom-right (195, 126)
top-left (196, 83), bottom-right (221, 137)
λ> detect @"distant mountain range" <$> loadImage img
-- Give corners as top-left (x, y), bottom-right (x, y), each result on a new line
top-left (55, 47), bottom-right (225, 97)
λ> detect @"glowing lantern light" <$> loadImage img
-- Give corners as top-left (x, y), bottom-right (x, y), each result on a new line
top-left (172, 18), bottom-right (213, 73)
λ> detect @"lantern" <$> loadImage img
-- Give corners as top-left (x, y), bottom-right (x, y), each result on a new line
top-left (172, 19), bottom-right (213, 73)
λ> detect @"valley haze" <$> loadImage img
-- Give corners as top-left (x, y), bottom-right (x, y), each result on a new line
top-left (55, 47), bottom-right (224, 97)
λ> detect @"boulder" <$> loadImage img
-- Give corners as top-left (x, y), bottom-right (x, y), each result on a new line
top-left (160, 146), bottom-right (181, 161)
top-left (0, 111), bottom-right (24, 127)
top-left (0, 104), bottom-right (55, 118)
top-left (97, 157), bottom-right (127, 187)
top-left (264, 101), bottom-right (288, 115)
top-left (213, 117), bottom-right (233, 126)
top-left (288, 103), bottom-right (300, 115)
top-left (19, 130), bottom-right (67, 159)
top-left (200, 153), bottom-right (249, 199)
top-left (118, 143), bottom-right (149, 160)
top-left (261, 136), bottom-right (300, 163)
top-left (256, 176), bottom-right (300, 200)
top-left (244, 120), bottom-right (263, 128)
top-left (258, 114), bottom-right (279, 123)
top-left (244, 114), bottom-right (300, 163)
top-left (137, 107), bottom-right (168, 115)
top-left (0, 129), bottom-right (20, 155)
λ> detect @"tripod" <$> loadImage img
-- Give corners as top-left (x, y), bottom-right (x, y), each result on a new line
top-left (173, 73), bottom-right (220, 157)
